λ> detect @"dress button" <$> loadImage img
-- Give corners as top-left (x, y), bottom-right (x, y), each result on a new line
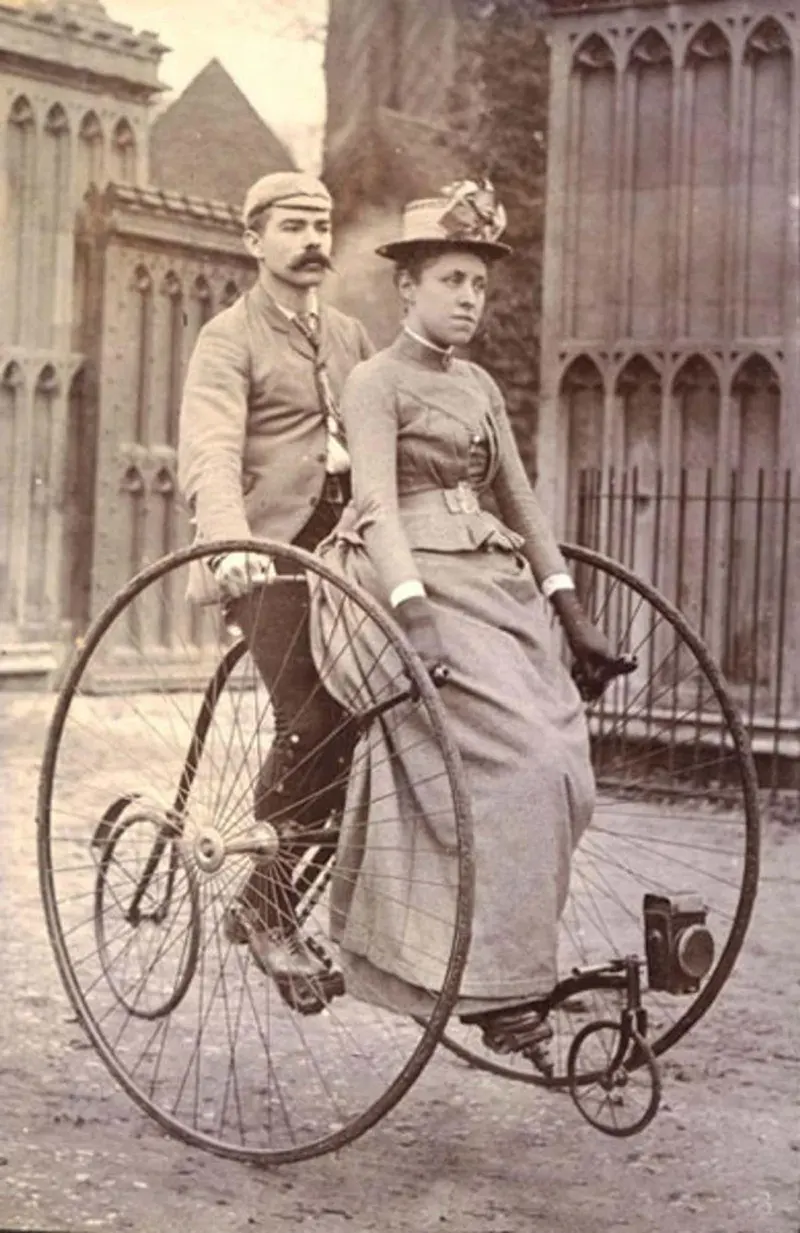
top-left (316, 451), bottom-right (326, 463)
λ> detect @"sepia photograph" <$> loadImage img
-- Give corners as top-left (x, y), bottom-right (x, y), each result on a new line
top-left (0, 0), bottom-right (797, 1229)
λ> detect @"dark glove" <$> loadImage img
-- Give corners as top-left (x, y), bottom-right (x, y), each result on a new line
top-left (393, 597), bottom-right (449, 682)
top-left (549, 590), bottom-right (637, 702)
top-left (570, 652), bottom-right (638, 703)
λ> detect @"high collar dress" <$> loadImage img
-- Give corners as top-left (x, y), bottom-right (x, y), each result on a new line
top-left (308, 330), bottom-right (595, 1016)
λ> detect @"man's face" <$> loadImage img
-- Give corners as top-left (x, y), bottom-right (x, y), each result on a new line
top-left (244, 205), bottom-right (333, 288)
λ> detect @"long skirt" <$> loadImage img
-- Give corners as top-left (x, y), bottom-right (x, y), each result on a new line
top-left (307, 535), bottom-right (595, 1017)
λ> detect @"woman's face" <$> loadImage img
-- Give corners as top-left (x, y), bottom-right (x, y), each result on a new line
top-left (401, 250), bottom-right (488, 349)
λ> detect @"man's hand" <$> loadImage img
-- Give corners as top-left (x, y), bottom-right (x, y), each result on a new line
top-left (209, 551), bottom-right (275, 598)
top-left (549, 589), bottom-right (637, 702)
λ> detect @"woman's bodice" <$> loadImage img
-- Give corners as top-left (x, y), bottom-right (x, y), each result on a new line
top-left (384, 333), bottom-right (499, 498)
top-left (336, 329), bottom-right (570, 599)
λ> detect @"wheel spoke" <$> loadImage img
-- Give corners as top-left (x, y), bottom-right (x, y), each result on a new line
top-left (38, 540), bottom-right (473, 1162)
top-left (436, 543), bottom-right (759, 1090)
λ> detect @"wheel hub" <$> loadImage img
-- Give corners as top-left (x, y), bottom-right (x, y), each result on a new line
top-left (193, 823), bottom-right (281, 874)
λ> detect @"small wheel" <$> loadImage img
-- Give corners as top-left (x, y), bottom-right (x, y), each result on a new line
top-left (94, 805), bottom-right (201, 1020)
top-left (38, 539), bottom-right (474, 1164)
top-left (567, 1020), bottom-right (660, 1137)
top-left (436, 543), bottom-right (760, 1086)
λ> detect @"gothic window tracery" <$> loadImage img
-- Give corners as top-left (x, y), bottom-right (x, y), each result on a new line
top-left (741, 19), bottom-right (791, 338)
top-left (132, 264), bottom-right (154, 441)
top-left (612, 355), bottom-right (663, 583)
top-left (7, 96), bottom-right (37, 345)
top-left (744, 17), bottom-right (791, 61)
top-left (560, 355), bottom-right (605, 544)
top-left (686, 22), bottom-right (730, 64)
top-left (726, 355), bottom-right (782, 686)
top-left (568, 35), bottom-right (615, 338)
top-left (110, 117), bottom-right (136, 183)
top-left (161, 271), bottom-right (184, 445)
top-left (39, 104), bottom-right (72, 347)
top-left (732, 355), bottom-right (781, 477)
top-left (615, 355), bottom-right (662, 478)
top-left (561, 355), bottom-right (605, 470)
top-left (684, 23), bottom-right (730, 337)
top-left (9, 95), bottom-right (35, 126)
top-left (63, 366), bottom-right (91, 628)
top-left (0, 363), bottom-right (23, 621)
top-left (27, 365), bottom-right (59, 619)
top-left (572, 33), bottom-right (615, 73)
top-left (192, 275), bottom-right (213, 329)
top-left (78, 110), bottom-right (104, 189)
top-left (673, 355), bottom-right (720, 471)
top-left (629, 28), bottom-right (672, 69)
top-left (626, 29), bottom-right (673, 338)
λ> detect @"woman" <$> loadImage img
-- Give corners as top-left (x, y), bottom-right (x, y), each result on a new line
top-left (309, 181), bottom-right (631, 1064)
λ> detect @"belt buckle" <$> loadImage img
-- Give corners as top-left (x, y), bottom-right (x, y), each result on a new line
top-left (453, 481), bottom-right (479, 515)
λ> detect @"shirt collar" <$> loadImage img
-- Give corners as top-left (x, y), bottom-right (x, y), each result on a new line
top-left (273, 288), bottom-right (319, 323)
top-left (395, 326), bottom-right (455, 371)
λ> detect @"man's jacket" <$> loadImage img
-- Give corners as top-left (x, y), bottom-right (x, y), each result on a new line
top-left (177, 280), bottom-right (373, 602)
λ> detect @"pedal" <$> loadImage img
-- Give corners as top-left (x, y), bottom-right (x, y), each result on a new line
top-left (271, 934), bottom-right (345, 1015)
top-left (522, 1036), bottom-right (555, 1080)
top-left (273, 968), bottom-right (346, 1016)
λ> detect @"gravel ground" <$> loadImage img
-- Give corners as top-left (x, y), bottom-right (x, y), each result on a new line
top-left (1, 691), bottom-right (798, 1233)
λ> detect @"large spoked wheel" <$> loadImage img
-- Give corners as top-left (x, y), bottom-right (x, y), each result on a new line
top-left (438, 543), bottom-right (760, 1086)
top-left (38, 540), bottom-right (474, 1164)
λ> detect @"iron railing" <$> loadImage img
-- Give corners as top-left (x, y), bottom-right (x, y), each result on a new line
top-left (571, 468), bottom-right (799, 804)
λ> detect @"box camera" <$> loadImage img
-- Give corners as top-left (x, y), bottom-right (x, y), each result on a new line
top-left (643, 892), bottom-right (715, 995)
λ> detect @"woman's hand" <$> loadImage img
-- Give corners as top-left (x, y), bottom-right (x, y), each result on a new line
top-left (549, 590), bottom-right (637, 702)
top-left (393, 597), bottom-right (449, 680)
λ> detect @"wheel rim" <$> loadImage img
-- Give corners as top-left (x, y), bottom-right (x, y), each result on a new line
top-left (38, 540), bottom-right (474, 1163)
top-left (567, 1021), bottom-right (661, 1137)
top-left (438, 543), bottom-right (760, 1086)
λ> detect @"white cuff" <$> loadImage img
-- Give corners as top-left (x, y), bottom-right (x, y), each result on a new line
top-left (541, 572), bottom-right (575, 599)
top-left (390, 579), bottom-right (427, 608)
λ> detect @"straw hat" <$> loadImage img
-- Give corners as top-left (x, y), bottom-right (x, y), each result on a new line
top-left (376, 179), bottom-right (511, 262)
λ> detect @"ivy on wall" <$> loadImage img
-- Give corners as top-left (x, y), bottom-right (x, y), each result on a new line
top-left (448, 0), bottom-right (549, 475)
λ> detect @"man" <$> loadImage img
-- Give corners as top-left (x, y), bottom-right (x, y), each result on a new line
top-left (177, 171), bottom-right (373, 1001)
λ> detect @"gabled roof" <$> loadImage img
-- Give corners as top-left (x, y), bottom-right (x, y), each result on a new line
top-left (149, 58), bottom-right (296, 209)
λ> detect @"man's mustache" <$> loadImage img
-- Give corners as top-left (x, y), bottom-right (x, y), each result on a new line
top-left (289, 250), bottom-right (334, 271)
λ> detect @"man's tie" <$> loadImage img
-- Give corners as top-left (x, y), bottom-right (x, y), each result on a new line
top-left (294, 311), bottom-right (349, 462)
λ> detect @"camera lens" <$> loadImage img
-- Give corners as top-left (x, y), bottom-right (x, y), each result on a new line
top-left (676, 924), bottom-right (715, 980)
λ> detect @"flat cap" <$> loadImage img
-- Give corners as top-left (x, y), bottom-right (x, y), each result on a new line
top-left (242, 171), bottom-right (333, 225)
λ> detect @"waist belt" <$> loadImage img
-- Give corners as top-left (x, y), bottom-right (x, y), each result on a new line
top-left (399, 481), bottom-right (482, 516)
